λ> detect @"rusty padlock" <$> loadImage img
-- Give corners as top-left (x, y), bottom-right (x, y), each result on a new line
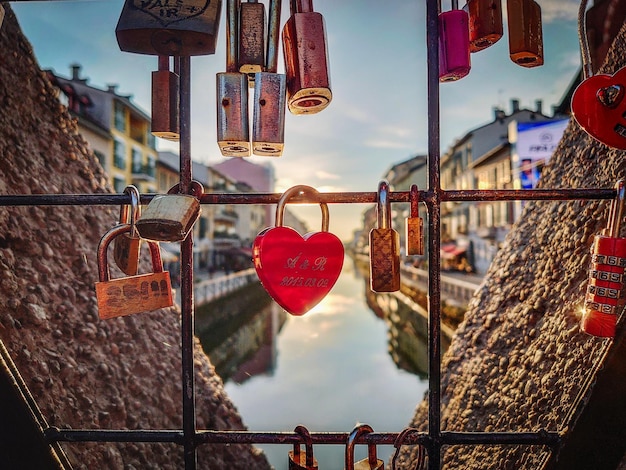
top-left (345, 424), bottom-right (384, 470)
top-left (507, 0), bottom-right (544, 67)
top-left (288, 425), bottom-right (318, 470)
top-left (113, 185), bottom-right (142, 276)
top-left (217, 0), bottom-right (251, 157)
top-left (282, 0), bottom-right (332, 114)
top-left (252, 0), bottom-right (286, 156)
top-left (406, 184), bottom-right (424, 256)
top-left (465, 0), bottom-right (503, 52)
top-left (439, 0), bottom-right (471, 82)
top-left (581, 180), bottom-right (626, 337)
top-left (370, 180), bottom-right (401, 293)
top-left (238, 0), bottom-right (266, 76)
top-left (95, 224), bottom-right (173, 320)
top-left (151, 55), bottom-right (179, 141)
top-left (136, 181), bottom-right (202, 242)
top-left (115, 0), bottom-right (223, 56)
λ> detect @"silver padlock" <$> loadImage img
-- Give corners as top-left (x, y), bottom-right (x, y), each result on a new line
top-left (136, 181), bottom-right (202, 242)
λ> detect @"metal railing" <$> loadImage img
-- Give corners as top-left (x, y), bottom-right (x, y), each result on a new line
top-left (193, 268), bottom-right (258, 306)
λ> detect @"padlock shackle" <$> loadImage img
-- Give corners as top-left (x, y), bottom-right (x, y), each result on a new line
top-left (410, 184), bottom-right (420, 218)
top-left (376, 180), bottom-right (392, 230)
top-left (158, 55), bottom-right (170, 72)
top-left (266, 0), bottom-right (282, 73)
top-left (609, 179), bottom-right (626, 238)
top-left (167, 179), bottom-right (205, 198)
top-left (120, 185), bottom-right (141, 239)
top-left (98, 224), bottom-right (164, 282)
top-left (226, 0), bottom-right (239, 73)
top-left (293, 425), bottom-right (315, 467)
top-left (391, 427), bottom-right (426, 470)
top-left (276, 185), bottom-right (329, 232)
top-left (345, 424), bottom-right (376, 470)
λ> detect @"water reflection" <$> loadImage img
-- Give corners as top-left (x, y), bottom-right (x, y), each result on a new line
top-left (197, 257), bottom-right (437, 469)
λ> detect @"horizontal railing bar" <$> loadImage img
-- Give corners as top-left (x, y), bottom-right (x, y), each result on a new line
top-left (0, 188), bottom-right (615, 207)
top-left (45, 428), bottom-right (184, 444)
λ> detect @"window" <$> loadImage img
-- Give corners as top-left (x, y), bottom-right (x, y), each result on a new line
top-left (113, 139), bottom-right (126, 169)
top-left (132, 147), bottom-right (142, 173)
top-left (114, 101), bottom-right (126, 132)
top-left (146, 156), bottom-right (156, 178)
top-left (94, 150), bottom-right (106, 169)
top-left (113, 176), bottom-right (126, 193)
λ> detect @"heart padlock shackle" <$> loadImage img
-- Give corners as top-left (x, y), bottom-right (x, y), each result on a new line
top-left (151, 55), bottom-right (180, 142)
top-left (345, 424), bottom-right (384, 470)
top-left (217, 0), bottom-right (251, 157)
top-left (288, 425), bottom-right (318, 470)
top-left (282, 0), bottom-right (332, 115)
top-left (370, 180), bottom-right (401, 293)
top-left (438, 0), bottom-right (471, 82)
top-left (506, 0), bottom-right (544, 67)
top-left (581, 180), bottom-right (626, 338)
top-left (252, 185), bottom-right (344, 315)
top-left (136, 180), bottom-right (203, 242)
top-left (571, 0), bottom-right (626, 149)
top-left (465, 0), bottom-right (503, 52)
top-left (95, 224), bottom-right (173, 320)
top-left (113, 185), bottom-right (142, 276)
top-left (115, 0), bottom-right (222, 56)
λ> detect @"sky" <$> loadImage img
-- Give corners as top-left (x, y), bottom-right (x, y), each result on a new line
top-left (10, 0), bottom-right (583, 241)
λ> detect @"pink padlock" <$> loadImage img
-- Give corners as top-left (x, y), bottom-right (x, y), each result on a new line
top-left (439, 0), bottom-right (471, 82)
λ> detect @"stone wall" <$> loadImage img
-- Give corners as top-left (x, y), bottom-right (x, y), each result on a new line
top-left (393, 22), bottom-right (626, 470)
top-left (0, 6), bottom-right (270, 469)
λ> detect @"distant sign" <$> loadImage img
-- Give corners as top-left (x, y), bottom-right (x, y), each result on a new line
top-left (516, 119), bottom-right (569, 161)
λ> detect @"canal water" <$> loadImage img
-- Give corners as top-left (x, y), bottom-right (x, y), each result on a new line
top-left (204, 257), bottom-right (430, 469)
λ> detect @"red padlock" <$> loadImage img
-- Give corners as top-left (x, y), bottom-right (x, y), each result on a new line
top-left (252, 185), bottom-right (344, 315)
top-left (439, 0), bottom-right (471, 82)
top-left (465, 0), bottom-right (503, 53)
top-left (581, 180), bottom-right (626, 337)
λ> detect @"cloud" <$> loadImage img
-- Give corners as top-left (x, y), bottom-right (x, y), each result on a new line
top-left (315, 170), bottom-right (341, 180)
top-left (540, 0), bottom-right (581, 23)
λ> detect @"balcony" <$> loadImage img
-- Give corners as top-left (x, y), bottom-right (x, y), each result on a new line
top-left (213, 230), bottom-right (240, 248)
top-left (214, 208), bottom-right (238, 224)
top-left (131, 164), bottom-right (156, 182)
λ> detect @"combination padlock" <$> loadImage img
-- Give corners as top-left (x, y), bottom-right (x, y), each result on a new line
top-left (253, 185), bottom-right (344, 315)
top-left (95, 224), bottom-right (173, 320)
top-left (507, 0), bottom-right (543, 67)
top-left (115, 0), bottom-right (223, 56)
top-left (465, 0), bottom-right (503, 52)
top-left (581, 180), bottom-right (626, 337)
top-left (252, 0), bottom-right (286, 156)
top-left (151, 55), bottom-right (179, 141)
top-left (136, 181), bottom-right (203, 242)
top-left (217, 0), bottom-right (251, 157)
top-left (345, 424), bottom-right (384, 470)
top-left (370, 180), bottom-right (401, 293)
top-left (406, 184), bottom-right (424, 256)
top-left (238, 0), bottom-right (266, 76)
top-left (282, 0), bottom-right (332, 114)
top-left (288, 425), bottom-right (318, 470)
top-left (113, 185), bottom-right (142, 276)
top-left (439, 0), bottom-right (471, 82)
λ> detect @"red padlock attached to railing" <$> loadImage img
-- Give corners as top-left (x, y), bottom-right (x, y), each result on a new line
top-left (439, 0), bottom-right (471, 82)
top-left (581, 180), bottom-right (626, 337)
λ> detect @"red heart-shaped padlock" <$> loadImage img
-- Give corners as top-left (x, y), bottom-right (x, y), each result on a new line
top-left (571, 67), bottom-right (626, 149)
top-left (253, 186), bottom-right (344, 315)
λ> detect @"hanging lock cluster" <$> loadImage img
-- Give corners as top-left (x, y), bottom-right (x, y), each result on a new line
top-left (438, 0), bottom-right (543, 83)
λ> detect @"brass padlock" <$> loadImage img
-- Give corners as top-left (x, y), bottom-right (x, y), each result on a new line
top-left (465, 0), bottom-right (503, 53)
top-left (406, 184), bottom-right (424, 256)
top-left (136, 181), bottom-right (203, 242)
top-left (115, 0), bottom-right (223, 56)
top-left (238, 0), bottom-right (266, 76)
top-left (95, 224), bottom-right (173, 320)
top-left (217, 0), bottom-right (251, 157)
top-left (282, 0), bottom-right (332, 114)
top-left (288, 425), bottom-right (318, 470)
top-left (507, 0), bottom-right (544, 67)
top-left (345, 424), bottom-right (384, 470)
top-left (252, 72), bottom-right (286, 156)
top-left (113, 185), bottom-right (142, 276)
top-left (151, 55), bottom-right (179, 141)
top-left (370, 180), bottom-right (401, 292)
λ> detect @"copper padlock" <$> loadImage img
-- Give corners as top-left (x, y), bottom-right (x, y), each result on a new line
top-left (282, 0), bottom-right (332, 114)
top-left (288, 425), bottom-right (318, 470)
top-left (439, 0), bottom-right (471, 82)
top-left (151, 55), bottom-right (179, 141)
top-left (406, 184), bottom-right (424, 256)
top-left (465, 0), bottom-right (503, 52)
top-left (217, 0), bottom-right (251, 157)
top-left (345, 424), bottom-right (384, 470)
top-left (370, 180), bottom-right (401, 293)
top-left (115, 0), bottom-right (223, 56)
top-left (136, 181), bottom-right (202, 242)
top-left (507, 0), bottom-right (544, 67)
top-left (238, 0), bottom-right (266, 76)
top-left (113, 185), bottom-right (142, 276)
top-left (95, 224), bottom-right (173, 320)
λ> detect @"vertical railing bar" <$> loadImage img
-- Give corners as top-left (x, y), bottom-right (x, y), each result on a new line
top-left (426, 0), bottom-right (442, 467)
top-left (178, 55), bottom-right (197, 469)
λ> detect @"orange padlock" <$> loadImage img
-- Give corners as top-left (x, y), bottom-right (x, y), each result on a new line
top-left (151, 55), bottom-right (179, 141)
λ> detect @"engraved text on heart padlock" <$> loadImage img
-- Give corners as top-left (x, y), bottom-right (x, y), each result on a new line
top-left (252, 185), bottom-right (344, 315)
